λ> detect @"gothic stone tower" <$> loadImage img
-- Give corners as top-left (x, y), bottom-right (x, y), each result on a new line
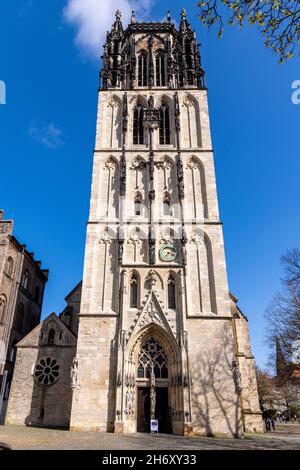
top-left (70, 10), bottom-right (262, 436)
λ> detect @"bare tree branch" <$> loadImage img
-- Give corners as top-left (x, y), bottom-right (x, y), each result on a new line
top-left (265, 248), bottom-right (300, 368)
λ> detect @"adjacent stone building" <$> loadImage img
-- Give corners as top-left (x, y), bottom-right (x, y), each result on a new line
top-left (0, 209), bottom-right (48, 423)
top-left (6, 10), bottom-right (263, 436)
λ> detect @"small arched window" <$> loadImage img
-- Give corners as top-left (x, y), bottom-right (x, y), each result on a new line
top-left (138, 52), bottom-right (148, 86)
top-left (15, 303), bottom-right (24, 332)
top-left (130, 273), bottom-right (138, 308)
top-left (159, 104), bottom-right (170, 145)
top-left (133, 105), bottom-right (144, 145)
top-left (48, 329), bottom-right (56, 346)
top-left (155, 52), bottom-right (166, 86)
top-left (5, 257), bottom-right (13, 277)
top-left (34, 286), bottom-right (40, 304)
top-left (21, 270), bottom-right (30, 290)
top-left (168, 274), bottom-right (176, 309)
top-left (0, 295), bottom-right (6, 323)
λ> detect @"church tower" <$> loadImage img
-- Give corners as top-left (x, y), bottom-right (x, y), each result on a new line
top-left (70, 10), bottom-right (262, 436)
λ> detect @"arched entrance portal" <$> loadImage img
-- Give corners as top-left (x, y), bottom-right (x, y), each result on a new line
top-left (121, 324), bottom-right (185, 435)
top-left (136, 337), bottom-right (170, 433)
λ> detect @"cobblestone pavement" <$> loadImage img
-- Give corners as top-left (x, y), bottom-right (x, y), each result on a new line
top-left (0, 424), bottom-right (300, 450)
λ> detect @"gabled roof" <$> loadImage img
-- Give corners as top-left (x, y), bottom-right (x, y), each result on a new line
top-left (16, 312), bottom-right (77, 348)
top-left (64, 281), bottom-right (82, 303)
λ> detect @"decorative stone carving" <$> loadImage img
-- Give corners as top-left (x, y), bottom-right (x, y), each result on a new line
top-left (174, 92), bottom-right (181, 132)
top-left (70, 357), bottom-right (79, 390)
top-left (187, 158), bottom-right (199, 170)
top-left (191, 233), bottom-right (205, 245)
top-left (105, 159), bottom-right (117, 170)
top-left (125, 390), bottom-right (135, 414)
top-left (118, 329), bottom-right (126, 350)
top-left (131, 158), bottom-right (145, 170)
top-left (120, 153), bottom-right (126, 196)
top-left (128, 230), bottom-right (142, 245)
top-left (116, 372), bottom-right (122, 387)
top-left (146, 270), bottom-right (157, 290)
top-left (150, 370), bottom-right (156, 419)
top-left (181, 245), bottom-right (187, 266)
top-left (108, 97), bottom-right (119, 108)
top-left (120, 270), bottom-right (128, 295)
top-left (118, 238), bottom-right (124, 265)
top-left (157, 158), bottom-right (172, 170)
top-left (178, 180), bottom-right (184, 200)
top-left (176, 154), bottom-right (184, 200)
top-left (181, 227), bottom-right (187, 265)
top-left (144, 109), bottom-right (160, 130)
top-left (160, 232), bottom-right (173, 244)
top-left (99, 231), bottom-right (112, 244)
top-left (149, 190), bottom-right (155, 201)
top-left (149, 152), bottom-right (155, 181)
top-left (148, 231), bottom-right (156, 265)
top-left (148, 95), bottom-right (154, 110)
top-left (131, 10), bottom-right (136, 24)
top-left (122, 92), bottom-right (128, 134)
top-left (138, 299), bottom-right (164, 329)
top-left (176, 155), bottom-right (184, 179)
top-left (178, 331), bottom-right (188, 350)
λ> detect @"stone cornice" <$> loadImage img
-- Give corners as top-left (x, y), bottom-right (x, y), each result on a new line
top-left (94, 149), bottom-right (214, 153)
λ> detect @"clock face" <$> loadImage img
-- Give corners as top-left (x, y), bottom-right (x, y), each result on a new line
top-left (159, 243), bottom-right (177, 262)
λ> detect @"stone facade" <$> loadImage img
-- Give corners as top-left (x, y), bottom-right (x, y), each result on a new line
top-left (69, 10), bottom-right (262, 436)
top-left (5, 10), bottom-right (263, 436)
top-left (5, 313), bottom-right (77, 428)
top-left (0, 209), bottom-right (48, 423)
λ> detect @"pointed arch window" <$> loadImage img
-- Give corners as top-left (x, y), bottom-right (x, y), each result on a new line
top-left (155, 52), bottom-right (166, 86)
top-left (5, 257), bottom-right (13, 277)
top-left (138, 52), bottom-right (148, 86)
top-left (133, 105), bottom-right (144, 145)
top-left (21, 270), bottom-right (30, 290)
top-left (130, 273), bottom-right (138, 308)
top-left (48, 329), bottom-right (56, 346)
top-left (159, 104), bottom-right (170, 145)
top-left (0, 295), bottom-right (6, 323)
top-left (137, 337), bottom-right (168, 379)
top-left (168, 274), bottom-right (176, 309)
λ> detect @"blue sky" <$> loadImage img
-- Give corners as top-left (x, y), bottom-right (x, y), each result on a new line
top-left (0, 0), bottom-right (299, 369)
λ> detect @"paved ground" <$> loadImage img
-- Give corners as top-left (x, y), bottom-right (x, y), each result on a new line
top-left (1, 423), bottom-right (300, 450)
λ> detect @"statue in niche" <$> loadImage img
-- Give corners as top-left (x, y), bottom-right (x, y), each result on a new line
top-left (126, 390), bottom-right (135, 413)
top-left (150, 369), bottom-right (156, 419)
top-left (71, 357), bottom-right (79, 390)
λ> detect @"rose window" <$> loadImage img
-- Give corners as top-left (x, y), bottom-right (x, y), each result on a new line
top-left (34, 357), bottom-right (60, 385)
